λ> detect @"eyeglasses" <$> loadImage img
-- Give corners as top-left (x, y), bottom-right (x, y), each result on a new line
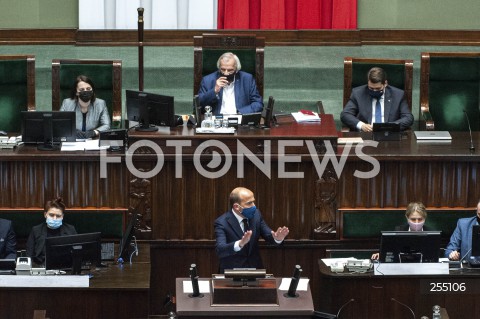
top-left (77, 87), bottom-right (93, 92)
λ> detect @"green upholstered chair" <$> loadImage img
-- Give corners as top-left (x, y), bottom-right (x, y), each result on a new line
top-left (51, 59), bottom-right (122, 127)
top-left (0, 55), bottom-right (35, 133)
top-left (193, 34), bottom-right (265, 99)
top-left (420, 52), bottom-right (480, 131)
top-left (0, 209), bottom-right (125, 241)
top-left (343, 57), bottom-right (413, 131)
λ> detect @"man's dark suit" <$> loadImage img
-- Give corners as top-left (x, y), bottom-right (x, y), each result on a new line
top-left (214, 209), bottom-right (278, 273)
top-left (0, 218), bottom-right (16, 259)
top-left (26, 222), bottom-right (77, 265)
top-left (340, 85), bottom-right (414, 131)
top-left (198, 71), bottom-right (263, 116)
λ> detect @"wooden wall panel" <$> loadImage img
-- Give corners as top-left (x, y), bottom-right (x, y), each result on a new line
top-left (0, 160), bottom-right (128, 208)
top-left (337, 161), bottom-right (480, 209)
top-left (144, 161), bottom-right (320, 241)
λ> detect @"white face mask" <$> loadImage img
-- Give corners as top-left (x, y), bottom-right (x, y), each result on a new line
top-left (408, 220), bottom-right (424, 231)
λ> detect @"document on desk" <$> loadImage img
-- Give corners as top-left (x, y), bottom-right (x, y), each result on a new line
top-left (291, 111), bottom-right (321, 123)
top-left (279, 278), bottom-right (309, 291)
top-left (182, 280), bottom-right (210, 293)
top-left (337, 137), bottom-right (363, 144)
top-left (61, 140), bottom-right (109, 151)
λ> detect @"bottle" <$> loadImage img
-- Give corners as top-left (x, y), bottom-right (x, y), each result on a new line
top-left (432, 305), bottom-right (441, 319)
top-left (201, 106), bottom-right (214, 129)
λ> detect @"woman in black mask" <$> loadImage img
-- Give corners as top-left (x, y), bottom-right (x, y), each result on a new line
top-left (60, 75), bottom-right (111, 138)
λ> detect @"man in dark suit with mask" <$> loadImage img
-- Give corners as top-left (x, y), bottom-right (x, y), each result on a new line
top-left (340, 67), bottom-right (413, 132)
top-left (0, 218), bottom-right (16, 259)
top-left (214, 187), bottom-right (289, 273)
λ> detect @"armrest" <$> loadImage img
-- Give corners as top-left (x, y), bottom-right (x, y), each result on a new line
top-left (420, 107), bottom-right (435, 131)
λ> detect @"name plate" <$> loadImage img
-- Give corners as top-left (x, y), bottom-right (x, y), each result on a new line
top-left (374, 263), bottom-right (449, 275)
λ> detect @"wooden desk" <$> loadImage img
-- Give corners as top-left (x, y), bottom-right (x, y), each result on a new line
top-left (175, 277), bottom-right (314, 318)
top-left (0, 262), bottom-right (150, 319)
top-left (318, 260), bottom-right (478, 319)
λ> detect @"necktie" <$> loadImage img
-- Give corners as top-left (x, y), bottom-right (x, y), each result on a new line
top-left (375, 98), bottom-right (382, 123)
top-left (242, 218), bottom-right (250, 232)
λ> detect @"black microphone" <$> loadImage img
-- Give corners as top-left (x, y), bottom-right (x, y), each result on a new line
top-left (391, 298), bottom-right (415, 319)
top-left (189, 263), bottom-right (203, 298)
top-left (336, 298), bottom-right (355, 318)
top-left (285, 265), bottom-right (302, 298)
top-left (463, 110), bottom-right (475, 152)
top-left (459, 248), bottom-right (472, 268)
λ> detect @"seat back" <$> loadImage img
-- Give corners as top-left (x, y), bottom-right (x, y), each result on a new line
top-left (0, 55), bottom-right (35, 133)
top-left (52, 59), bottom-right (122, 127)
top-left (193, 34), bottom-right (265, 98)
top-left (420, 52), bottom-right (480, 131)
top-left (343, 57), bottom-right (413, 111)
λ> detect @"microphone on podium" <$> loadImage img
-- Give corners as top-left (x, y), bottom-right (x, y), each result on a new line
top-left (188, 263), bottom-right (203, 298)
top-left (463, 109), bottom-right (475, 152)
top-left (284, 264), bottom-right (302, 298)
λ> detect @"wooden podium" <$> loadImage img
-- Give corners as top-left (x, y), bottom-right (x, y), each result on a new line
top-left (211, 278), bottom-right (278, 306)
top-left (175, 278), bottom-right (314, 318)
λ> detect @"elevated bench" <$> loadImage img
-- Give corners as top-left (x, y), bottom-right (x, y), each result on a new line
top-left (0, 208), bottom-right (127, 242)
top-left (338, 208), bottom-right (474, 240)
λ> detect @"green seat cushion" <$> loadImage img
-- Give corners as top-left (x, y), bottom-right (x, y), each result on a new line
top-left (0, 60), bottom-right (28, 133)
top-left (351, 62), bottom-right (406, 91)
top-left (342, 210), bottom-right (473, 239)
top-left (428, 57), bottom-right (480, 131)
top-left (59, 64), bottom-right (114, 120)
top-left (0, 210), bottom-right (124, 239)
top-left (202, 49), bottom-right (256, 77)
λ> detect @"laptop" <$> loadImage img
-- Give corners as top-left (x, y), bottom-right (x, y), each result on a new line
top-left (414, 131), bottom-right (452, 140)
top-left (372, 123), bottom-right (401, 141)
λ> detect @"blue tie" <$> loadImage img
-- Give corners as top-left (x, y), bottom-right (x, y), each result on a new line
top-left (375, 98), bottom-right (382, 123)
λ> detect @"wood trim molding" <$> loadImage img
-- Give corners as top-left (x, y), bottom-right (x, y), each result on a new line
top-left (1, 29), bottom-right (480, 46)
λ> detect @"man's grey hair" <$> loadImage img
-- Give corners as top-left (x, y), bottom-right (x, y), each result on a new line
top-left (217, 52), bottom-right (242, 71)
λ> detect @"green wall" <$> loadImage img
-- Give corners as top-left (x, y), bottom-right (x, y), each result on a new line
top-left (0, 0), bottom-right (77, 28)
top-left (0, 0), bottom-right (479, 29)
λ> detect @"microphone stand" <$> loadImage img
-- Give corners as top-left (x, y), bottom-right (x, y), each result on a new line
top-left (137, 7), bottom-right (144, 92)
top-left (463, 110), bottom-right (475, 152)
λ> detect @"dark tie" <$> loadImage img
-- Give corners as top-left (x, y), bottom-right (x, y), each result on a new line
top-left (375, 98), bottom-right (382, 123)
top-left (242, 218), bottom-right (250, 232)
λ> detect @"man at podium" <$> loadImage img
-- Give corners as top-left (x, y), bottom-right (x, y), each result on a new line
top-left (214, 187), bottom-right (289, 273)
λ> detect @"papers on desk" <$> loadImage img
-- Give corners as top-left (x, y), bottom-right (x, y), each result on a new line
top-left (337, 137), bottom-right (363, 144)
top-left (182, 280), bottom-right (210, 293)
top-left (195, 127), bottom-right (236, 134)
top-left (61, 140), bottom-right (110, 151)
top-left (279, 278), bottom-right (309, 291)
top-left (291, 111), bottom-right (321, 123)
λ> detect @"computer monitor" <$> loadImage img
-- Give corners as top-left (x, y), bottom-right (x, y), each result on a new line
top-left (379, 231), bottom-right (441, 263)
top-left (241, 112), bottom-right (262, 127)
top-left (118, 213), bottom-right (139, 263)
top-left (472, 225), bottom-right (480, 256)
top-left (21, 111), bottom-right (76, 150)
top-left (45, 232), bottom-right (102, 275)
top-left (126, 90), bottom-right (175, 131)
